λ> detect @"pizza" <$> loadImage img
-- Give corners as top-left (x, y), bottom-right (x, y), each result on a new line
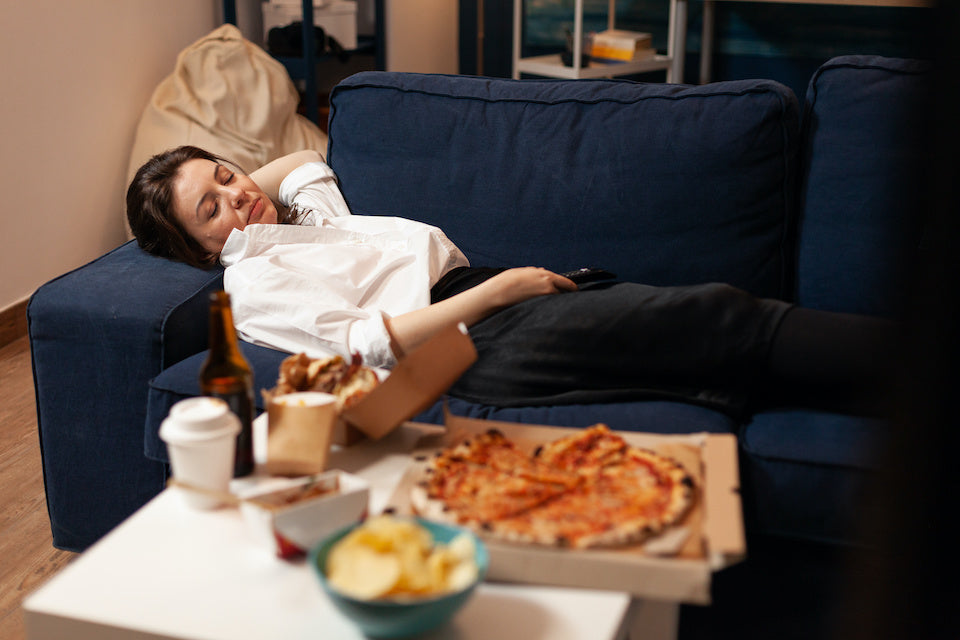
top-left (410, 424), bottom-right (696, 549)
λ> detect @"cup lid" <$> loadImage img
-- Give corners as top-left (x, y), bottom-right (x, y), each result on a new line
top-left (160, 397), bottom-right (241, 443)
top-left (160, 421), bottom-right (240, 444)
top-left (170, 397), bottom-right (234, 428)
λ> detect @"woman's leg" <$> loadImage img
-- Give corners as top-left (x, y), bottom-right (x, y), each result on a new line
top-left (448, 281), bottom-right (898, 415)
top-left (758, 306), bottom-right (899, 413)
top-left (448, 282), bottom-right (792, 413)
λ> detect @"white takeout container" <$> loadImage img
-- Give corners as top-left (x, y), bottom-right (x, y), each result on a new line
top-left (237, 470), bottom-right (369, 558)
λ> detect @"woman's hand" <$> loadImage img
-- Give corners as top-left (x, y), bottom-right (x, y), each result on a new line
top-left (384, 267), bottom-right (576, 358)
top-left (481, 267), bottom-right (578, 310)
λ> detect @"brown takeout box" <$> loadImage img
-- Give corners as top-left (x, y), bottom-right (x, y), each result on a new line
top-left (339, 323), bottom-right (477, 440)
top-left (265, 323), bottom-right (477, 472)
top-left (388, 412), bottom-right (746, 605)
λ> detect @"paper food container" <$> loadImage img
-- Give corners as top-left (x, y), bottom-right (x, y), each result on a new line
top-left (265, 322), bottom-right (478, 469)
top-left (237, 470), bottom-right (370, 558)
top-left (340, 323), bottom-right (477, 440)
top-left (388, 412), bottom-right (745, 605)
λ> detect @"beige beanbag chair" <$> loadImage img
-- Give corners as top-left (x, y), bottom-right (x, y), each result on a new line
top-left (126, 23), bottom-right (327, 189)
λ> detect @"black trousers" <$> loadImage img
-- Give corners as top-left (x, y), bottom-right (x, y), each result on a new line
top-left (431, 268), bottom-right (897, 416)
top-left (431, 268), bottom-right (791, 415)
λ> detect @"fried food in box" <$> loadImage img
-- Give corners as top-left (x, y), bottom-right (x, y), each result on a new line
top-left (269, 352), bottom-right (379, 410)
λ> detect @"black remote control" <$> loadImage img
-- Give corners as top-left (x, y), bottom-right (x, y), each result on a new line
top-left (560, 268), bottom-right (617, 284)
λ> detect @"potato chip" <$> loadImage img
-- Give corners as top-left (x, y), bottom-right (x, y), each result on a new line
top-left (447, 533), bottom-right (475, 562)
top-left (325, 516), bottom-right (478, 601)
top-left (327, 544), bottom-right (401, 600)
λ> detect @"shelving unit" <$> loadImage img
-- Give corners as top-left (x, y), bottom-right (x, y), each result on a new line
top-left (222, 0), bottom-right (383, 125)
top-left (512, 0), bottom-right (688, 82)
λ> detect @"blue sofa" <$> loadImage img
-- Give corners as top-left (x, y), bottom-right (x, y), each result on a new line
top-left (29, 55), bottom-right (927, 583)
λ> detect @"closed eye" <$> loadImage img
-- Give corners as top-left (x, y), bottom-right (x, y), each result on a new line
top-left (210, 165), bottom-right (237, 218)
top-left (215, 164), bottom-right (235, 185)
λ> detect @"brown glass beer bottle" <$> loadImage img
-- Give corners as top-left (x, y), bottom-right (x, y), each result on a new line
top-left (199, 290), bottom-right (255, 477)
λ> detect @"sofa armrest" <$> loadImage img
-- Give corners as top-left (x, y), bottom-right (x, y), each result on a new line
top-left (28, 240), bottom-right (224, 551)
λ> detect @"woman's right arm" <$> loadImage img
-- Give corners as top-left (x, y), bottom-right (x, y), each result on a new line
top-left (249, 150), bottom-right (324, 203)
top-left (384, 267), bottom-right (577, 357)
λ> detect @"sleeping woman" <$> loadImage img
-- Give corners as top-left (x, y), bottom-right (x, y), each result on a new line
top-left (126, 146), bottom-right (897, 415)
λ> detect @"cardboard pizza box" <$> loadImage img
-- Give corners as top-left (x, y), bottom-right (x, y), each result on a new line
top-left (387, 412), bottom-right (745, 605)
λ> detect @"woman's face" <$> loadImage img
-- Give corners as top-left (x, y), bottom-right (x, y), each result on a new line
top-left (171, 158), bottom-right (279, 255)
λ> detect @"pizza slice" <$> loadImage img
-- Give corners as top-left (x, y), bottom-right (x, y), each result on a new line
top-left (412, 430), bottom-right (579, 526)
top-left (484, 477), bottom-right (670, 548)
top-left (533, 424), bottom-right (629, 476)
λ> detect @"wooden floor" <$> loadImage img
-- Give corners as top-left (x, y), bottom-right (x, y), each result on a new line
top-left (0, 336), bottom-right (75, 640)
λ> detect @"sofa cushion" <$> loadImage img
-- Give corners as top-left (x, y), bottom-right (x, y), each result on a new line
top-left (328, 72), bottom-right (799, 299)
top-left (429, 397), bottom-right (736, 435)
top-left (146, 344), bottom-right (736, 462)
top-left (739, 409), bottom-right (888, 545)
top-left (145, 341), bottom-right (286, 462)
top-left (796, 55), bottom-right (930, 316)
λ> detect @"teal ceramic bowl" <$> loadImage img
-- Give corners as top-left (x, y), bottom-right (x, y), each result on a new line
top-left (310, 518), bottom-right (489, 639)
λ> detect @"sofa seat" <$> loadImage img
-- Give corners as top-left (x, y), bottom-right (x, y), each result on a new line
top-left (739, 409), bottom-right (887, 546)
top-left (144, 344), bottom-right (737, 464)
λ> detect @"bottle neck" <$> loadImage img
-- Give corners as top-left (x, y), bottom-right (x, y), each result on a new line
top-left (202, 291), bottom-right (251, 392)
top-left (208, 291), bottom-right (242, 356)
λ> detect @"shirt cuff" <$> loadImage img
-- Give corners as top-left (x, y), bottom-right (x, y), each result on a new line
top-left (352, 311), bottom-right (398, 369)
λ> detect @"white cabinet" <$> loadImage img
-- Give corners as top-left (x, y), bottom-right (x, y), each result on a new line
top-left (512, 0), bottom-right (688, 83)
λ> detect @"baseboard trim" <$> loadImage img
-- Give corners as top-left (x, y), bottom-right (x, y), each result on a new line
top-left (0, 298), bottom-right (29, 349)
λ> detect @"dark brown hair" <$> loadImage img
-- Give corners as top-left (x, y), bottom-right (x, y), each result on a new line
top-left (127, 145), bottom-right (306, 268)
top-left (126, 146), bottom-right (228, 269)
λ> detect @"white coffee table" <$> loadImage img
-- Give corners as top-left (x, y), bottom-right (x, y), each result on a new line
top-left (23, 423), bottom-right (678, 640)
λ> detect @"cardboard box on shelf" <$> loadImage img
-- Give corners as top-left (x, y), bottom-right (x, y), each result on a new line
top-left (388, 412), bottom-right (746, 605)
top-left (590, 29), bottom-right (655, 63)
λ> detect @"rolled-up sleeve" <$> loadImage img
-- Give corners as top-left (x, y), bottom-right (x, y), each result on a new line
top-left (278, 162), bottom-right (351, 222)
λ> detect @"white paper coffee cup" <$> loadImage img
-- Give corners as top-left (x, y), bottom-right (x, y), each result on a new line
top-left (160, 397), bottom-right (241, 510)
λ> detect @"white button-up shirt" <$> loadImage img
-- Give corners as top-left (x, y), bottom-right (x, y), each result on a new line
top-left (220, 162), bottom-right (469, 368)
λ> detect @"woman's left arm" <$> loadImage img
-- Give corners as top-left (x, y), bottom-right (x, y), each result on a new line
top-left (385, 267), bottom-right (577, 357)
top-left (249, 150), bottom-right (324, 203)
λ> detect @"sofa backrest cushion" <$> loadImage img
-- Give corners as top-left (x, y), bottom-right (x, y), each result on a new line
top-left (796, 55), bottom-right (930, 316)
top-left (328, 72), bottom-right (799, 298)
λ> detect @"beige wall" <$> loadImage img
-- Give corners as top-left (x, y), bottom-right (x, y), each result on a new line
top-left (0, 0), bottom-right (220, 314)
top-left (0, 0), bottom-right (457, 317)
top-left (384, 0), bottom-right (458, 74)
